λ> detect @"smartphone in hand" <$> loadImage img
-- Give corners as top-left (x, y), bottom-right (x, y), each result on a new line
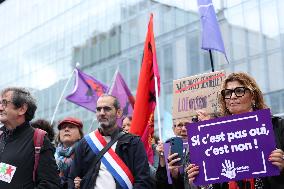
top-left (169, 137), bottom-right (183, 166)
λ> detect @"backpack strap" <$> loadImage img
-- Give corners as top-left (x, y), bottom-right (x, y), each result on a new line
top-left (33, 128), bottom-right (47, 182)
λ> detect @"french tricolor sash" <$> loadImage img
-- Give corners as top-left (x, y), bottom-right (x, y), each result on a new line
top-left (85, 129), bottom-right (134, 189)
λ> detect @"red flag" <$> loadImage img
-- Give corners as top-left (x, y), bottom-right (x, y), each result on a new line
top-left (129, 14), bottom-right (160, 164)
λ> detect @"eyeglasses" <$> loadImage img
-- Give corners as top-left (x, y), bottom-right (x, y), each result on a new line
top-left (174, 122), bottom-right (188, 128)
top-left (96, 106), bottom-right (113, 113)
top-left (0, 99), bottom-right (12, 108)
top-left (221, 87), bottom-right (250, 99)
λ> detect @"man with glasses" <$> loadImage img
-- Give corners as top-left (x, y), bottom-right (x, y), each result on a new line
top-left (172, 120), bottom-right (188, 140)
top-left (68, 94), bottom-right (150, 189)
top-left (155, 118), bottom-right (192, 189)
top-left (0, 87), bottom-right (60, 188)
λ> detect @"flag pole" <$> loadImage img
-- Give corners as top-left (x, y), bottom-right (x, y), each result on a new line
top-left (154, 76), bottom-right (162, 142)
top-left (108, 68), bottom-right (119, 94)
top-left (209, 50), bottom-right (215, 72)
top-left (88, 117), bottom-right (97, 133)
top-left (50, 63), bottom-right (79, 125)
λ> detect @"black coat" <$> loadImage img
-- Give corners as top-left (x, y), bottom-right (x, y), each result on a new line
top-left (0, 122), bottom-right (61, 189)
top-left (156, 165), bottom-right (177, 189)
top-left (68, 128), bottom-right (151, 189)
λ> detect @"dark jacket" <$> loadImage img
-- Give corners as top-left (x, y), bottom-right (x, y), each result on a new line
top-left (261, 116), bottom-right (284, 189)
top-left (156, 165), bottom-right (174, 189)
top-left (155, 153), bottom-right (194, 189)
top-left (68, 128), bottom-right (151, 189)
top-left (0, 122), bottom-right (61, 189)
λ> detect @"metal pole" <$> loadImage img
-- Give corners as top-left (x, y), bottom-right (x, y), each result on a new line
top-left (209, 50), bottom-right (215, 72)
top-left (50, 68), bottom-right (76, 125)
top-left (154, 76), bottom-right (162, 142)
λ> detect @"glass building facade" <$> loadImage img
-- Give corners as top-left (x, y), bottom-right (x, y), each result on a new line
top-left (0, 0), bottom-right (284, 134)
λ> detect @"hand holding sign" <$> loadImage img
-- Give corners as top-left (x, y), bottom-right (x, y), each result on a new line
top-left (268, 149), bottom-right (284, 171)
top-left (196, 110), bottom-right (211, 121)
top-left (186, 163), bottom-right (199, 184)
top-left (187, 109), bottom-right (280, 186)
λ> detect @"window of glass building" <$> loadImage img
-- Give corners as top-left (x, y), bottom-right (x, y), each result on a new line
top-left (163, 44), bottom-right (173, 81)
top-left (119, 61), bottom-right (129, 83)
top-left (278, 1), bottom-right (284, 32)
top-left (161, 6), bottom-right (175, 34)
top-left (130, 58), bottom-right (138, 91)
top-left (270, 92), bottom-right (280, 114)
top-left (187, 34), bottom-right (200, 75)
top-left (268, 52), bottom-right (283, 91)
top-left (231, 28), bottom-right (246, 61)
top-left (260, 0), bottom-right (280, 50)
top-left (108, 65), bottom-right (117, 83)
top-left (163, 82), bottom-right (173, 112)
top-left (248, 32), bottom-right (262, 56)
top-left (250, 57), bottom-right (268, 93)
top-left (234, 61), bottom-right (248, 73)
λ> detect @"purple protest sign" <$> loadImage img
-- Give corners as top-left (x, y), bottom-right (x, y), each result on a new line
top-left (187, 109), bottom-right (279, 186)
top-left (163, 142), bottom-right (173, 184)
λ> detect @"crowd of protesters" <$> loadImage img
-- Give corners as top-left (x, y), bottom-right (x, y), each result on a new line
top-left (0, 72), bottom-right (284, 189)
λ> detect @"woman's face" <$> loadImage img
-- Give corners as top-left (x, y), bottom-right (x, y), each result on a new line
top-left (122, 117), bottom-right (131, 132)
top-left (59, 123), bottom-right (81, 147)
top-left (224, 81), bottom-right (254, 115)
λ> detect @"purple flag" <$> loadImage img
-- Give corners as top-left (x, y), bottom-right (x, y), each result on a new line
top-left (108, 71), bottom-right (135, 127)
top-left (198, 0), bottom-right (227, 58)
top-left (66, 68), bottom-right (108, 112)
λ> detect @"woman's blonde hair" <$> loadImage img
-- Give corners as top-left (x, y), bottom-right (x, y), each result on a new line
top-left (219, 72), bottom-right (268, 116)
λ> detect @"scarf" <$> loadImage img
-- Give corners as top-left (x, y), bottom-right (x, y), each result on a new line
top-left (55, 143), bottom-right (77, 177)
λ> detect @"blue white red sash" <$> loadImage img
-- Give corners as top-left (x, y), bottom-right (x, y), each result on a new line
top-left (85, 129), bottom-right (134, 189)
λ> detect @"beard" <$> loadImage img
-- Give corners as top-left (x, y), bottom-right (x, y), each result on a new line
top-left (98, 117), bottom-right (117, 130)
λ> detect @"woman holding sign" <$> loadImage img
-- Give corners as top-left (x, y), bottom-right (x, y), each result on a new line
top-left (186, 72), bottom-right (284, 189)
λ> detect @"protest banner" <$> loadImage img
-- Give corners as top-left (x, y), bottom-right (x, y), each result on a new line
top-left (172, 71), bottom-right (225, 124)
top-left (187, 109), bottom-right (279, 186)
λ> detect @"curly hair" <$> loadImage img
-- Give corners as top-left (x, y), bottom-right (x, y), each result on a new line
top-left (31, 119), bottom-right (55, 142)
top-left (219, 72), bottom-right (268, 116)
top-left (1, 87), bottom-right (37, 121)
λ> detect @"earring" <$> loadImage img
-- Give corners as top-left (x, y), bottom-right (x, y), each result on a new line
top-left (252, 102), bottom-right (256, 110)
top-left (225, 107), bottom-right (231, 115)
